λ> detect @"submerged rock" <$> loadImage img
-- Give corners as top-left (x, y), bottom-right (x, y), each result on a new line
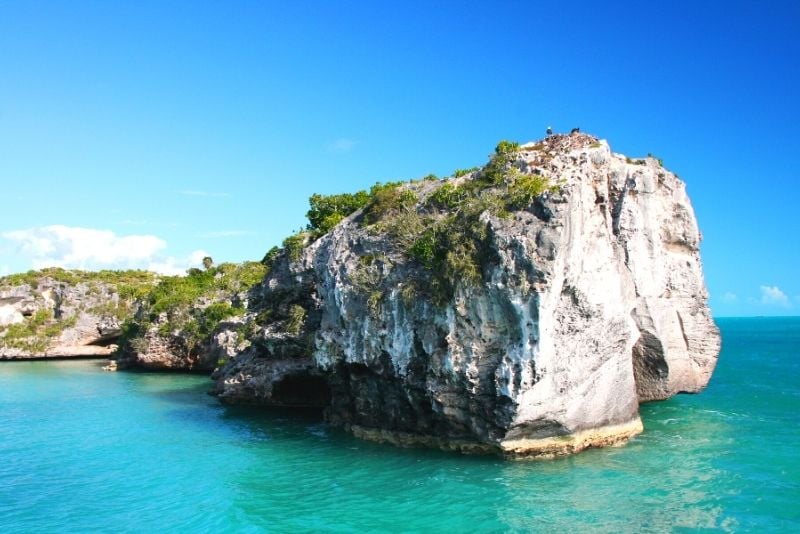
top-left (211, 133), bottom-right (720, 458)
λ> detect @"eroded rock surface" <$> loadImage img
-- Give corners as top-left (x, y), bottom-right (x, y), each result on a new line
top-left (0, 275), bottom-right (144, 359)
top-left (212, 133), bottom-right (720, 458)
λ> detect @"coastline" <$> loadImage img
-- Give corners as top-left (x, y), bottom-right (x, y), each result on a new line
top-left (347, 417), bottom-right (645, 459)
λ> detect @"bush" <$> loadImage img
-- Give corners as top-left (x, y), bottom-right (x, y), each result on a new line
top-left (306, 190), bottom-right (371, 236)
top-left (285, 304), bottom-right (306, 335)
top-left (362, 182), bottom-right (417, 225)
top-left (428, 182), bottom-right (468, 210)
top-left (505, 174), bottom-right (551, 210)
top-left (453, 167), bottom-right (479, 178)
top-left (261, 246), bottom-right (281, 267)
top-left (480, 140), bottom-right (521, 185)
top-left (283, 232), bottom-right (311, 262)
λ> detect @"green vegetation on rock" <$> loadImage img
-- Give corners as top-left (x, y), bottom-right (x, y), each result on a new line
top-left (118, 262), bottom-right (266, 356)
top-left (0, 309), bottom-right (77, 353)
top-left (306, 190), bottom-right (371, 236)
top-left (0, 267), bottom-right (158, 296)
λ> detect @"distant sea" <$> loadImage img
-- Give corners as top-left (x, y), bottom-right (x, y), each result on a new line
top-left (1, 317), bottom-right (798, 532)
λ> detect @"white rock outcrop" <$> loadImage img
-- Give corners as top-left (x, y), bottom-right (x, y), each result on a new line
top-left (212, 133), bottom-right (720, 457)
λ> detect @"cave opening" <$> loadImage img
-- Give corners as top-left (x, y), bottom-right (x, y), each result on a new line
top-left (271, 373), bottom-right (331, 408)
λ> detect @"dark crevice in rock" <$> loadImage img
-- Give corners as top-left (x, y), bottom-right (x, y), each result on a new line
top-left (271, 372), bottom-right (331, 407)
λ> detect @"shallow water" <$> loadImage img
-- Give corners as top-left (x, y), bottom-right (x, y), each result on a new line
top-left (1, 317), bottom-right (798, 532)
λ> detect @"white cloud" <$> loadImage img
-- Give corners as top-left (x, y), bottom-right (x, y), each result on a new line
top-left (760, 285), bottom-right (791, 307)
top-left (197, 230), bottom-right (255, 238)
top-left (0, 265), bottom-right (9, 276)
top-left (1, 226), bottom-right (215, 277)
top-left (2, 225), bottom-right (166, 270)
top-left (327, 138), bottom-right (357, 152)
top-left (721, 292), bottom-right (737, 303)
top-left (147, 250), bottom-right (210, 276)
top-left (179, 190), bottom-right (230, 198)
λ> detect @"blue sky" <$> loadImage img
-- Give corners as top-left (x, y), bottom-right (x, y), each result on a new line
top-left (0, 0), bottom-right (797, 317)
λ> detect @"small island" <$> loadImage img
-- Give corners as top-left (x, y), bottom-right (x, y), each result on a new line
top-left (0, 132), bottom-right (720, 458)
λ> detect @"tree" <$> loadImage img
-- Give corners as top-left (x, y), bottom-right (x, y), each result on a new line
top-left (202, 256), bottom-right (213, 270)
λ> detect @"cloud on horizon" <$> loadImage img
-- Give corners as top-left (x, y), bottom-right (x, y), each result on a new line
top-left (760, 285), bottom-right (791, 307)
top-left (722, 292), bottom-right (737, 303)
top-left (147, 249), bottom-right (211, 276)
top-left (1, 225), bottom-right (207, 275)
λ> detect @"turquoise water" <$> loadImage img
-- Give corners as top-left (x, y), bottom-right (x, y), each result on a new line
top-left (1, 317), bottom-right (798, 532)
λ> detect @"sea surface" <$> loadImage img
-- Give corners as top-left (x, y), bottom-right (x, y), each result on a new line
top-left (1, 317), bottom-right (798, 532)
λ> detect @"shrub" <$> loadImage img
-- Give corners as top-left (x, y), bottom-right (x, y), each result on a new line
top-left (283, 231), bottom-right (310, 262)
top-left (453, 167), bottom-right (479, 178)
top-left (306, 190), bottom-right (371, 236)
top-left (285, 304), bottom-right (306, 335)
top-left (261, 246), bottom-right (281, 267)
top-left (480, 140), bottom-right (521, 185)
top-left (428, 182), bottom-right (468, 210)
top-left (406, 212), bottom-right (494, 305)
top-left (505, 174), bottom-right (551, 210)
top-left (362, 182), bottom-right (417, 225)
top-left (0, 308), bottom-right (76, 353)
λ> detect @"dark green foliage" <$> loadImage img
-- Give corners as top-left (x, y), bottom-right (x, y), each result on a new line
top-left (479, 140), bottom-right (521, 185)
top-left (453, 167), bottom-right (479, 178)
top-left (505, 174), bottom-right (552, 210)
top-left (362, 182), bottom-right (417, 225)
top-left (146, 263), bottom-right (264, 317)
top-left (148, 269), bottom-right (216, 316)
top-left (261, 246), bottom-right (281, 267)
top-left (306, 190), bottom-right (371, 236)
top-left (422, 173), bottom-right (439, 181)
top-left (407, 227), bottom-right (437, 267)
top-left (117, 321), bottom-right (142, 353)
top-left (283, 232), bottom-right (310, 262)
top-left (428, 182), bottom-right (469, 210)
top-left (196, 302), bottom-right (239, 338)
top-left (285, 304), bottom-right (306, 335)
top-left (351, 254), bottom-right (388, 316)
top-left (494, 140), bottom-right (521, 156)
top-left (407, 211), bottom-right (494, 305)
top-left (120, 262), bottom-right (264, 356)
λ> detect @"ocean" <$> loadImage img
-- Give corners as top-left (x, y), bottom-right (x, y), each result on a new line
top-left (1, 317), bottom-right (797, 532)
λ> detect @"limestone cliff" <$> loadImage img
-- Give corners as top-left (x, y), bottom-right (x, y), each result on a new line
top-left (210, 132), bottom-right (720, 458)
top-left (0, 269), bottom-right (157, 359)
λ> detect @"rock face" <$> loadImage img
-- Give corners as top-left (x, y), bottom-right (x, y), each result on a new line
top-left (115, 313), bottom-right (245, 372)
top-left (113, 263), bottom-right (265, 372)
top-left (212, 133), bottom-right (720, 458)
top-left (0, 276), bottom-right (135, 359)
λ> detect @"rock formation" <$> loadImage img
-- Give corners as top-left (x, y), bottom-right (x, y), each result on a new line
top-left (0, 271), bottom-right (153, 359)
top-left (113, 262), bottom-right (265, 372)
top-left (210, 132), bottom-right (720, 458)
top-left (0, 133), bottom-right (720, 458)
